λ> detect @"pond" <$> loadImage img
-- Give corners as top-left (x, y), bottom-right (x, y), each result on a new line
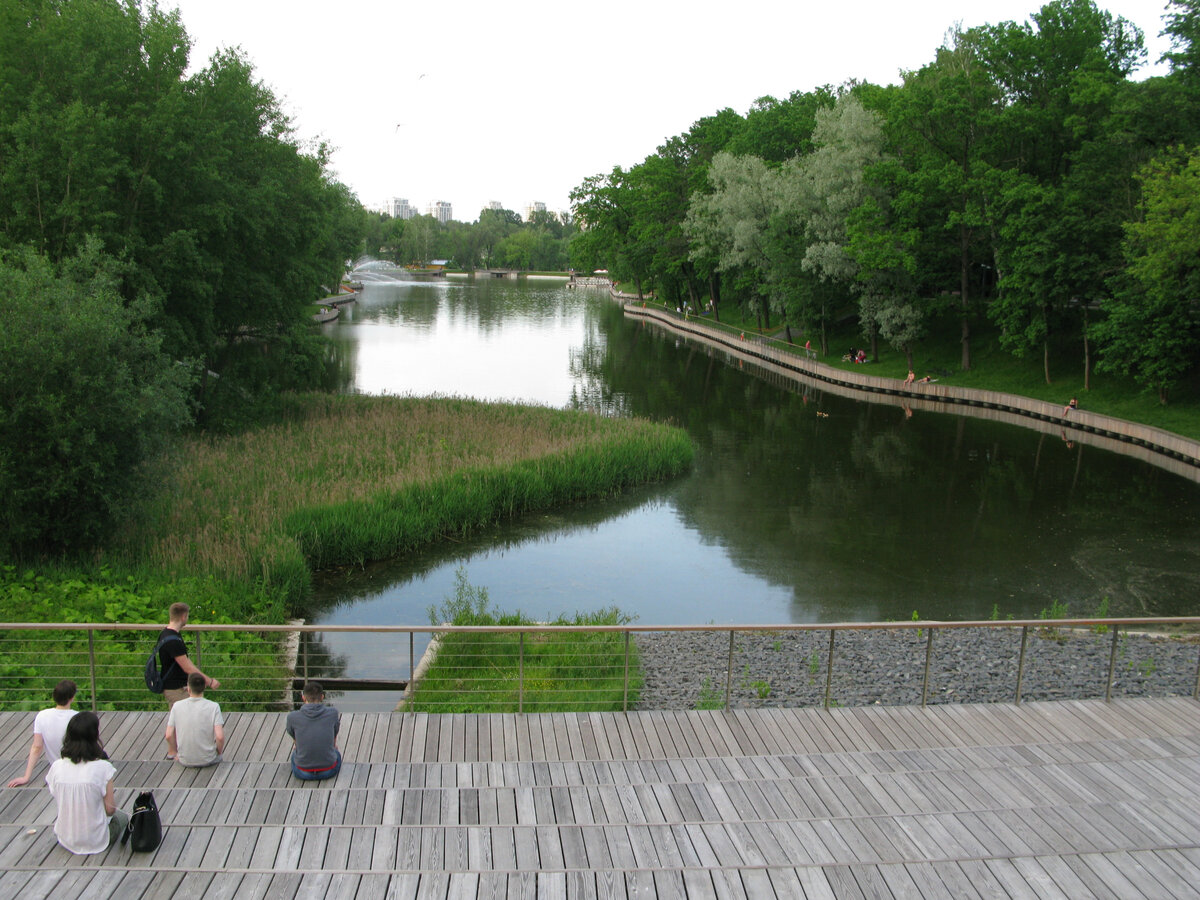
top-left (306, 274), bottom-right (1200, 699)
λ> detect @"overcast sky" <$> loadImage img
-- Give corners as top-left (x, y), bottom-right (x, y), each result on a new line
top-left (166, 0), bottom-right (1176, 222)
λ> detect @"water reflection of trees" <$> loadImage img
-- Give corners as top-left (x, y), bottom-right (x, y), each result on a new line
top-left (294, 632), bottom-right (348, 704)
top-left (581, 302), bottom-right (1200, 620)
top-left (304, 485), bottom-right (667, 619)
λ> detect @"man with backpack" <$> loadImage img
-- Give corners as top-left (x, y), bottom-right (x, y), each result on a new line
top-left (155, 603), bottom-right (220, 710)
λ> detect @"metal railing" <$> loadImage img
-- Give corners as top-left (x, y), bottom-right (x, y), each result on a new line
top-left (0, 618), bottom-right (1196, 713)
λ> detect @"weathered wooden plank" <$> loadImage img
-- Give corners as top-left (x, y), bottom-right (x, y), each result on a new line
top-left (0, 698), bottom-right (1196, 896)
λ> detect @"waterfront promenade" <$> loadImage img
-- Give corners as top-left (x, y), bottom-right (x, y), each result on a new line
top-left (620, 298), bottom-right (1200, 484)
top-left (1, 698), bottom-right (1198, 898)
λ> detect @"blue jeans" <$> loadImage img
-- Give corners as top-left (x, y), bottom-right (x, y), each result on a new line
top-left (291, 749), bottom-right (341, 781)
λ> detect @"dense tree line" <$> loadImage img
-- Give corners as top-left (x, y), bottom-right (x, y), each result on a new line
top-left (571, 0), bottom-right (1200, 404)
top-left (0, 0), bottom-right (369, 555)
top-left (362, 206), bottom-right (578, 272)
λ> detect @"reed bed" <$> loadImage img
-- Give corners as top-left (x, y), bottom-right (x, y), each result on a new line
top-left (122, 394), bottom-right (693, 608)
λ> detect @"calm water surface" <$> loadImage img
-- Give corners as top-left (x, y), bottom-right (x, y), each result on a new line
top-left (309, 274), bottom-right (1200, 687)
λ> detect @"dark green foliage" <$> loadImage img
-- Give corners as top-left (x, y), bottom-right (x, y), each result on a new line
top-left (0, 244), bottom-right (193, 556)
top-left (0, 566), bottom-right (288, 711)
top-left (572, 0), bottom-right (1200, 403)
top-left (0, 0), bottom-right (368, 422)
top-left (1094, 149), bottom-right (1200, 402)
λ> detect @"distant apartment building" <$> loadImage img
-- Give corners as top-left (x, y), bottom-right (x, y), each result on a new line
top-left (387, 198), bottom-right (417, 220)
top-left (485, 200), bottom-right (504, 212)
top-left (426, 201), bottom-right (453, 224)
top-left (524, 201), bottom-right (546, 221)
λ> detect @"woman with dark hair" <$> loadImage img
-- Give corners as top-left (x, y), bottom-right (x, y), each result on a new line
top-left (45, 712), bottom-right (128, 853)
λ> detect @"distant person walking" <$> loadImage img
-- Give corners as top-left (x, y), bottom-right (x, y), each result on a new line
top-left (165, 672), bottom-right (225, 767)
top-left (285, 681), bottom-right (341, 781)
top-left (156, 602), bottom-right (220, 710)
top-left (7, 680), bottom-right (78, 787)
top-left (45, 712), bottom-right (127, 854)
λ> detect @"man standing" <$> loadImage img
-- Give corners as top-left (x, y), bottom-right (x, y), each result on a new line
top-left (165, 672), bottom-right (225, 766)
top-left (285, 681), bottom-right (341, 780)
top-left (158, 602), bottom-right (220, 709)
top-left (7, 680), bottom-right (78, 787)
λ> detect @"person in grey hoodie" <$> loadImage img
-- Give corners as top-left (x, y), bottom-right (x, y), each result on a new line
top-left (285, 681), bottom-right (341, 780)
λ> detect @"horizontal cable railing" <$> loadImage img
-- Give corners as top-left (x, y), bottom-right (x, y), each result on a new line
top-left (0, 618), bottom-right (1196, 713)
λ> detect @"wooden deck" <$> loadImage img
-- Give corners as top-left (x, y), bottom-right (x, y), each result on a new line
top-left (1, 698), bottom-right (1198, 898)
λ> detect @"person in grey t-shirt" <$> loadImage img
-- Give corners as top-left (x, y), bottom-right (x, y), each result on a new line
top-left (285, 681), bottom-right (341, 780)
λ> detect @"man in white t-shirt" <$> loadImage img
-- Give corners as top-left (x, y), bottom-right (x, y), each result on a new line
top-left (7, 680), bottom-right (78, 787)
top-left (165, 671), bottom-right (225, 767)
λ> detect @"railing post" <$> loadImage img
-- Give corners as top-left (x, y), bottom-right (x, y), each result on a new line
top-left (88, 630), bottom-right (98, 713)
top-left (1015, 626), bottom-right (1029, 705)
top-left (824, 629), bottom-right (836, 709)
top-left (1194, 643), bottom-right (1200, 701)
top-left (194, 632), bottom-right (201, 668)
top-left (518, 631), bottom-right (525, 715)
top-left (724, 631), bottom-right (734, 711)
top-left (623, 632), bottom-right (630, 713)
top-left (921, 627), bottom-right (934, 707)
top-left (1106, 624), bottom-right (1120, 702)
top-left (407, 631), bottom-right (417, 716)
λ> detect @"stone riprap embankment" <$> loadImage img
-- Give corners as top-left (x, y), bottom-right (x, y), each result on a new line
top-left (633, 627), bottom-right (1198, 709)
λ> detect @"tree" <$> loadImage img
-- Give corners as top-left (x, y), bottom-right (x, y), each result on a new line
top-left (685, 152), bottom-right (783, 330)
top-left (0, 1), bottom-right (368, 422)
top-left (865, 28), bottom-right (1005, 371)
top-left (571, 168), bottom-right (654, 296)
top-left (0, 242), bottom-right (194, 555)
top-left (1164, 0), bottom-right (1200, 83)
top-left (1094, 150), bottom-right (1200, 403)
top-left (397, 214), bottom-right (439, 266)
top-left (0, 0), bottom-right (192, 259)
top-left (976, 0), bottom-right (1146, 384)
top-left (726, 88), bottom-right (836, 163)
top-left (1161, 0), bottom-right (1200, 139)
top-left (786, 93), bottom-right (888, 355)
top-left (847, 160), bottom-right (927, 371)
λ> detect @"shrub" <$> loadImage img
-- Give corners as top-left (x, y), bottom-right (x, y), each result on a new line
top-left (0, 243), bottom-right (193, 556)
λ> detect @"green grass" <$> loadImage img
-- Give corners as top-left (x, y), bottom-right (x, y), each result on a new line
top-left (405, 570), bottom-right (639, 713)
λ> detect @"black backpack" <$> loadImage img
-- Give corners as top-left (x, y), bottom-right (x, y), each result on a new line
top-left (121, 791), bottom-right (163, 852)
top-left (144, 634), bottom-right (178, 694)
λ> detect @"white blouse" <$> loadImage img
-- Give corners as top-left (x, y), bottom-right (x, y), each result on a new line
top-left (45, 758), bottom-right (117, 854)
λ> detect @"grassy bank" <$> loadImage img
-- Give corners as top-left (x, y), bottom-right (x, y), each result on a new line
top-left (114, 393), bottom-right (692, 613)
top-left (405, 570), bottom-right (639, 713)
top-left (674, 301), bottom-right (1200, 441)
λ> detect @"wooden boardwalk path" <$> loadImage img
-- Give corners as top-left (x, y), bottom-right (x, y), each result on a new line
top-left (0, 698), bottom-right (1198, 898)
